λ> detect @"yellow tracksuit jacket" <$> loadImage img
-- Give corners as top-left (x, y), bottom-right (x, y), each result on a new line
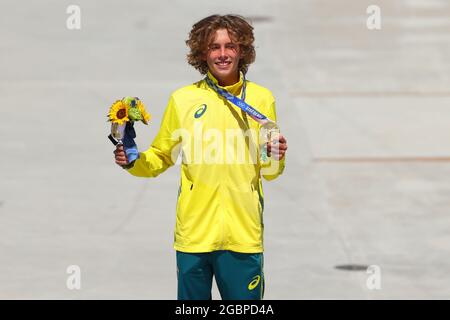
top-left (127, 72), bottom-right (285, 253)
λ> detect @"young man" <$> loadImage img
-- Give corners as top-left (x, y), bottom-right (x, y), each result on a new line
top-left (114, 14), bottom-right (288, 300)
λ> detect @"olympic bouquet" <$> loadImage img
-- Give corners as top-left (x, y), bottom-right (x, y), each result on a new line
top-left (107, 96), bottom-right (151, 163)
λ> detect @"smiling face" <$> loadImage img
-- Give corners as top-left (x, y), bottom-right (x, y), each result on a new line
top-left (203, 28), bottom-right (243, 86)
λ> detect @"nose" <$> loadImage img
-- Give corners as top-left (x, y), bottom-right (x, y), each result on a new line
top-left (219, 46), bottom-right (227, 58)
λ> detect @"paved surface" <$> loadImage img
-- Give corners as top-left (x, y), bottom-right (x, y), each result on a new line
top-left (1, 0), bottom-right (449, 299)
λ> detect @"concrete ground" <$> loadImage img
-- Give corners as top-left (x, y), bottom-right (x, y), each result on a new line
top-left (0, 0), bottom-right (449, 299)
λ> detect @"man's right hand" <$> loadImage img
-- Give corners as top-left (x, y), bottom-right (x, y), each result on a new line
top-left (114, 144), bottom-right (129, 167)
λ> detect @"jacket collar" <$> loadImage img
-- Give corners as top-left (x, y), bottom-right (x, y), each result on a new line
top-left (206, 71), bottom-right (244, 96)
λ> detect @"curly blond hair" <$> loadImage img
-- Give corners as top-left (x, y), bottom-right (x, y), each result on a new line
top-left (186, 14), bottom-right (256, 75)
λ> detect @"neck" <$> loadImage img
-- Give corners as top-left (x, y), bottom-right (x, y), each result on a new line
top-left (214, 72), bottom-right (240, 87)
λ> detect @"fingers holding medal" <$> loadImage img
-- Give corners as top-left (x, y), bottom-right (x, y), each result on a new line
top-left (267, 134), bottom-right (288, 160)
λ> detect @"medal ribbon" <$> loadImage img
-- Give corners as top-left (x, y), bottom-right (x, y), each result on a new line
top-left (204, 74), bottom-right (276, 127)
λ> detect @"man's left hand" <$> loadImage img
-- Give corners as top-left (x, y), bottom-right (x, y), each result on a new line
top-left (267, 134), bottom-right (288, 160)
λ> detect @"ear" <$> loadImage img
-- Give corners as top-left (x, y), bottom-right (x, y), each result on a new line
top-left (200, 47), bottom-right (208, 61)
top-left (238, 47), bottom-right (244, 59)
